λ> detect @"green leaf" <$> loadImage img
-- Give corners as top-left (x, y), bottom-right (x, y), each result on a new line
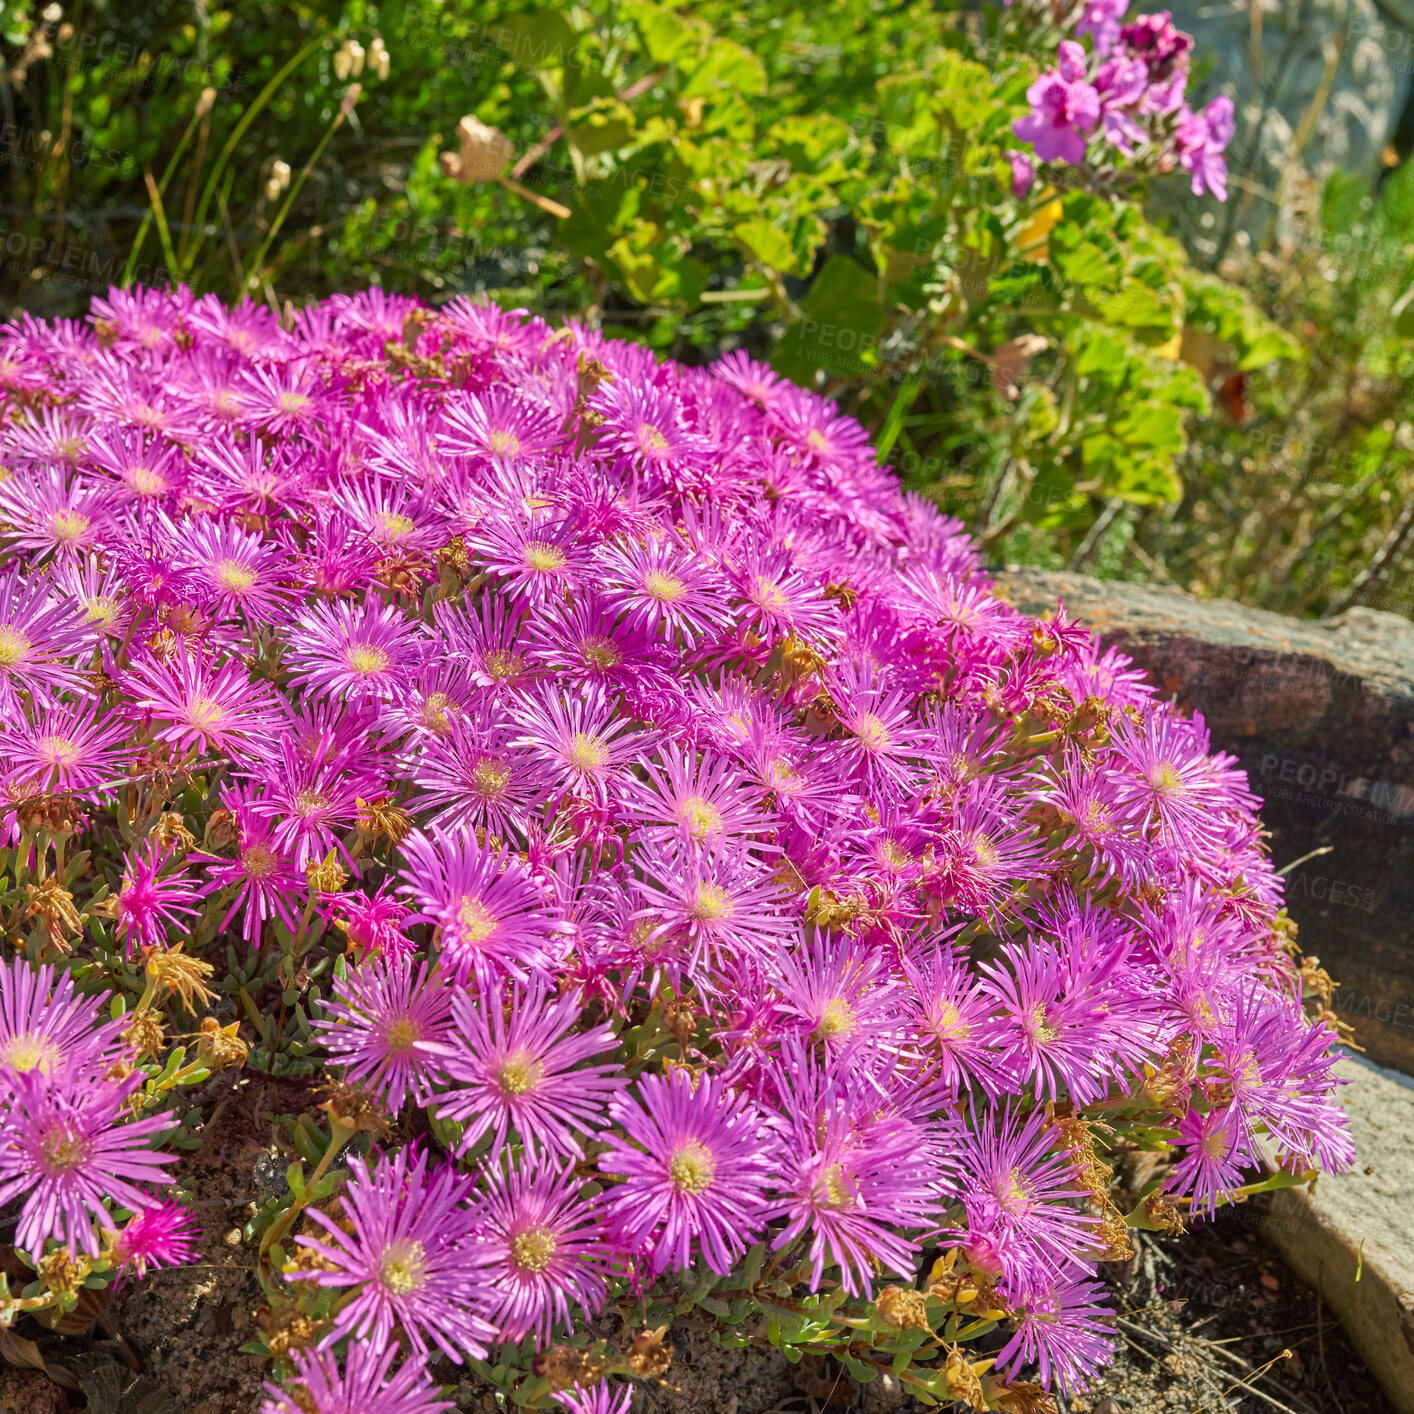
top-left (773, 255), bottom-right (884, 382)
top-left (681, 39), bottom-right (766, 99)
top-left (1054, 238), bottom-right (1116, 289)
top-left (733, 217), bottom-right (798, 274)
top-left (286, 1161), bottom-right (306, 1199)
top-left (567, 100), bottom-right (635, 156)
top-left (629, 1), bottom-right (706, 63)
top-left (493, 10), bottom-right (579, 70)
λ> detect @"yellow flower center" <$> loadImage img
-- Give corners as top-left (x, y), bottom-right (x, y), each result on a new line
top-left (820, 1162), bottom-right (854, 1209)
top-left (187, 695), bottom-right (226, 728)
top-left (36, 735), bottom-right (81, 767)
top-left (669, 1142), bottom-right (717, 1194)
top-left (41, 1126), bottom-right (90, 1173)
top-left (689, 882), bottom-right (733, 923)
top-left (241, 844), bottom-right (278, 879)
top-left (483, 649), bottom-right (524, 682)
top-left (378, 1238), bottom-right (427, 1295)
top-left (1026, 1003), bottom-right (1058, 1045)
top-left (386, 1017), bottom-right (419, 1053)
top-left (84, 596), bottom-right (121, 629)
top-left (216, 559), bottom-right (258, 593)
top-left (0, 626), bottom-right (32, 666)
top-left (127, 466), bottom-right (166, 497)
top-left (294, 789), bottom-right (330, 817)
top-left (1150, 762), bottom-right (1184, 797)
top-left (638, 423), bottom-right (669, 454)
top-left (376, 511), bottom-right (417, 541)
top-left (753, 576), bottom-right (788, 613)
top-left (50, 509), bottom-right (88, 541)
top-left (930, 1000), bottom-right (970, 1042)
top-left (854, 712), bottom-right (890, 751)
top-left (568, 733), bottom-right (609, 774)
top-left (524, 541), bottom-right (566, 573)
top-left (455, 895), bottom-right (497, 944)
top-left (278, 390), bottom-right (310, 415)
top-left (346, 644), bottom-right (390, 676)
top-left (498, 1050), bottom-right (545, 1096)
top-left (471, 758), bottom-right (510, 799)
top-left (511, 1225), bottom-right (557, 1273)
top-left (643, 568), bottom-right (687, 602)
top-left (488, 430), bottom-right (521, 457)
top-left (582, 636), bottom-right (623, 670)
top-left (815, 998), bottom-right (856, 1042)
top-left (678, 795), bottom-right (723, 841)
top-left (2, 1035), bottom-right (61, 1075)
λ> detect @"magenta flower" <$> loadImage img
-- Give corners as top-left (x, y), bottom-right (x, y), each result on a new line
top-left (0, 699), bottom-right (132, 798)
top-left (400, 828), bottom-right (563, 985)
top-left (599, 1070), bottom-right (778, 1277)
top-left (432, 975), bottom-right (624, 1160)
top-left (260, 1345), bottom-right (453, 1414)
top-left (1014, 49), bottom-right (1101, 165)
top-left (313, 958), bottom-right (453, 1113)
top-left (111, 1199), bottom-right (201, 1279)
top-left (124, 647), bottom-right (282, 759)
top-left (197, 783), bottom-right (303, 946)
top-left (286, 598), bottom-right (425, 701)
top-left (1177, 95), bottom-right (1234, 200)
top-left (0, 1066), bottom-right (178, 1258)
top-left (477, 1153), bottom-right (612, 1343)
top-left (995, 1273), bottom-right (1116, 1392)
top-left (1006, 149), bottom-right (1035, 198)
top-left (323, 879), bottom-right (415, 960)
top-left (0, 958), bottom-right (124, 1091)
top-left (291, 1147), bottom-right (494, 1364)
top-left (0, 570), bottom-right (93, 713)
top-left (116, 839), bottom-right (199, 956)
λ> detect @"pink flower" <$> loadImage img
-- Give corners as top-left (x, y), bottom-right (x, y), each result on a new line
top-left (1014, 66), bottom-right (1101, 165)
top-left (1177, 95), bottom-right (1235, 200)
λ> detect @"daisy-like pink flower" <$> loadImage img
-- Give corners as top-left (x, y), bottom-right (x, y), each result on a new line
top-left (1166, 1104), bottom-right (1253, 1219)
top-left (512, 688), bottom-right (642, 803)
top-left (0, 1065), bottom-right (178, 1258)
top-left (432, 975), bottom-right (624, 1159)
top-left (291, 1147), bottom-right (495, 1364)
top-left (0, 463), bottom-right (114, 560)
top-left (598, 1069), bottom-right (778, 1277)
top-left (313, 958), bottom-right (453, 1113)
top-left (477, 1154), bottom-right (612, 1343)
top-left (766, 1047), bottom-right (936, 1297)
top-left (1, 700), bottom-right (132, 798)
top-left (110, 1199), bottom-right (201, 1279)
top-left (285, 598), bottom-right (424, 701)
top-left (995, 1273), bottom-right (1115, 1393)
top-left (954, 1106), bottom-right (1099, 1299)
top-left (620, 745), bottom-right (767, 850)
top-left (124, 647), bottom-right (282, 758)
top-left (0, 571), bottom-right (93, 712)
top-left (196, 785), bottom-right (303, 947)
top-left (115, 839), bottom-right (199, 956)
top-left (468, 514), bottom-right (586, 602)
top-left (400, 828), bottom-right (562, 986)
top-left (442, 386), bottom-right (563, 465)
top-left (323, 879), bottom-right (415, 960)
top-left (597, 535), bottom-right (726, 643)
top-left (900, 940), bottom-right (1009, 1098)
top-left (770, 934), bottom-right (901, 1055)
top-left (172, 517), bottom-right (297, 625)
top-left (260, 1345), bottom-right (453, 1414)
top-left (0, 958), bottom-right (124, 1090)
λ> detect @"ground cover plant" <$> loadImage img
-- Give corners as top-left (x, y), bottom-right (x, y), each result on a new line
top-left (0, 281), bottom-right (1355, 1414)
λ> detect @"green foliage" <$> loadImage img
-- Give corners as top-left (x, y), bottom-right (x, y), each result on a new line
top-left (0, 0), bottom-right (1372, 605)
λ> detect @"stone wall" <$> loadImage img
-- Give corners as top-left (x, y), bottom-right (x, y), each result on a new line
top-left (995, 568), bottom-right (1414, 1073)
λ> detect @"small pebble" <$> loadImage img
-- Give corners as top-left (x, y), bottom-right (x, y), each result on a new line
top-left (1259, 1272), bottom-right (1280, 1291)
top-left (223, 1227), bottom-right (242, 1246)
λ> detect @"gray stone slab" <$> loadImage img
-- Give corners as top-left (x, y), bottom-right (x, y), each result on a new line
top-left (1263, 1054), bottom-right (1414, 1414)
top-left (994, 568), bottom-right (1414, 1073)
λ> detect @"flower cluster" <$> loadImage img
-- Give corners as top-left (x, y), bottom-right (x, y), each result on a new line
top-left (1008, 2), bottom-right (1235, 200)
top-left (0, 285), bottom-right (1350, 1410)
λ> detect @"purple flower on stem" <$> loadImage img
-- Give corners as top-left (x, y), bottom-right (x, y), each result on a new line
top-left (477, 1153), bottom-right (612, 1343)
top-left (1006, 150), bottom-right (1035, 198)
top-left (995, 1273), bottom-right (1116, 1392)
top-left (116, 839), bottom-right (199, 957)
top-left (1176, 95), bottom-right (1234, 200)
top-left (599, 1069), bottom-right (778, 1277)
top-left (432, 976), bottom-right (624, 1160)
top-left (1014, 49), bottom-right (1101, 165)
top-left (314, 958), bottom-right (453, 1113)
top-left (260, 1345), bottom-right (453, 1414)
top-left (0, 958), bottom-right (123, 1090)
top-left (291, 1147), bottom-right (494, 1364)
top-left (111, 1199), bottom-right (201, 1279)
top-left (0, 1066), bottom-right (177, 1258)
